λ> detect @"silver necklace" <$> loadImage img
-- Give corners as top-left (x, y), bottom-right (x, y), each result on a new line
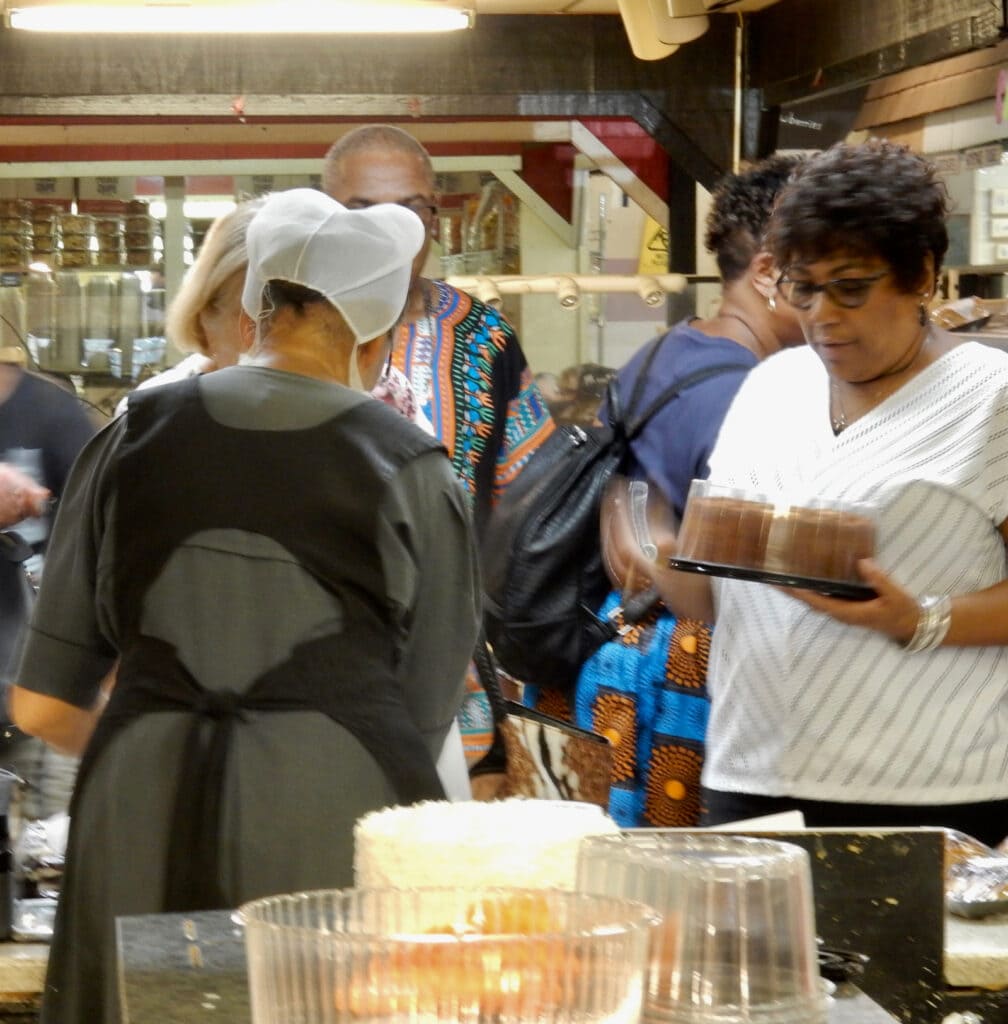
top-left (830, 324), bottom-right (934, 436)
top-left (830, 379), bottom-right (847, 435)
top-left (719, 311), bottom-right (767, 359)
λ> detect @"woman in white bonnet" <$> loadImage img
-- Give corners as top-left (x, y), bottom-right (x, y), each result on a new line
top-left (118, 194), bottom-right (435, 433)
top-left (8, 188), bottom-right (481, 1024)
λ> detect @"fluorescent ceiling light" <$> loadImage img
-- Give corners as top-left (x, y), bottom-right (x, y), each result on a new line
top-left (7, 2), bottom-right (475, 33)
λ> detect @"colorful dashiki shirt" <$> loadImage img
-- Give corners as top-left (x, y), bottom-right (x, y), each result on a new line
top-left (393, 280), bottom-right (553, 534)
top-left (393, 280), bottom-right (554, 764)
top-left (525, 591), bottom-right (712, 828)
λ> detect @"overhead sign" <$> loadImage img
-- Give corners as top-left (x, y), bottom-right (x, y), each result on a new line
top-left (78, 176), bottom-right (136, 200)
top-left (775, 86), bottom-right (868, 152)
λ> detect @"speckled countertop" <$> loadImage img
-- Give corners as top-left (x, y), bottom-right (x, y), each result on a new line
top-left (117, 911), bottom-right (249, 1024)
top-left (113, 910), bottom-right (899, 1023)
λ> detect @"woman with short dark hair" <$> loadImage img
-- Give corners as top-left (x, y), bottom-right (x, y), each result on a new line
top-left (766, 138), bottom-right (949, 296)
top-left (620, 139), bottom-right (1008, 842)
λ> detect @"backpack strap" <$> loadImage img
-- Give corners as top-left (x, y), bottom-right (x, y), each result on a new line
top-left (467, 630), bottom-right (509, 778)
top-left (625, 362), bottom-right (752, 441)
top-left (605, 375), bottom-right (624, 435)
top-left (625, 334), bottom-right (670, 413)
top-left (610, 333), bottom-right (669, 432)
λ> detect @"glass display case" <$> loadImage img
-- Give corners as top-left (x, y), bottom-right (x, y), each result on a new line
top-left (0, 167), bottom-right (553, 403)
top-left (0, 193), bottom-right (168, 393)
top-left (0, 267), bottom-right (167, 385)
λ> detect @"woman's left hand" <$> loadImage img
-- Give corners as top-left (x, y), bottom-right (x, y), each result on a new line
top-left (784, 558), bottom-right (920, 644)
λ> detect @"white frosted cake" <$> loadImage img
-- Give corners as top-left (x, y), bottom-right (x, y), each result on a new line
top-left (353, 798), bottom-right (620, 891)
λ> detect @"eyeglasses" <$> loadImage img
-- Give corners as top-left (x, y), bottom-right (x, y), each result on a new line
top-left (344, 197), bottom-right (438, 229)
top-left (776, 271), bottom-right (889, 311)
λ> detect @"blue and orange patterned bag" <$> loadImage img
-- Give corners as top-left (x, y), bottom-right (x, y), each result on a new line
top-left (527, 591), bottom-right (711, 828)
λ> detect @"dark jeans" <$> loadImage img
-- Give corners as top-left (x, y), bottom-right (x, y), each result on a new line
top-left (700, 787), bottom-right (1008, 848)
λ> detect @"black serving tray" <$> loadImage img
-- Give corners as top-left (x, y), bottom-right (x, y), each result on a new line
top-left (668, 556), bottom-right (877, 601)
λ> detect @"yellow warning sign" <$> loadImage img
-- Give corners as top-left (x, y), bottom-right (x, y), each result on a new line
top-left (638, 216), bottom-right (669, 275)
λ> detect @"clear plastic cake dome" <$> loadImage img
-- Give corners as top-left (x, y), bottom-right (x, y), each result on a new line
top-left (672, 479), bottom-right (877, 599)
top-left (576, 832), bottom-right (829, 1024)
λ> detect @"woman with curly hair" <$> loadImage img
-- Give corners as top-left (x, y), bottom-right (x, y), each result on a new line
top-left (616, 139), bottom-right (1008, 843)
top-left (601, 152), bottom-right (805, 515)
top-left (533, 154), bottom-right (805, 828)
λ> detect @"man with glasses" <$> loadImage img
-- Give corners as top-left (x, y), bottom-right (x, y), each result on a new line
top-left (323, 126), bottom-right (554, 768)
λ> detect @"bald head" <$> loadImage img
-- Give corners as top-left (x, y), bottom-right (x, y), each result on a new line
top-left (323, 125), bottom-right (435, 196)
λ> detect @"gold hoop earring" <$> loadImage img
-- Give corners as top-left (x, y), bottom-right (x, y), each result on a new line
top-left (768, 294), bottom-right (777, 312)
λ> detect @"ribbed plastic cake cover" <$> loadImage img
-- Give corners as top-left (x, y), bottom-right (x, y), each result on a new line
top-left (239, 885), bottom-right (659, 1024)
top-left (577, 833), bottom-right (828, 1024)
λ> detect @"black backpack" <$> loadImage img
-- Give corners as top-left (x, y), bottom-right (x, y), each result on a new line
top-left (481, 335), bottom-right (748, 691)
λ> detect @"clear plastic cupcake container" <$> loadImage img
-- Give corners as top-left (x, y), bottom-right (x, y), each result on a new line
top-left (577, 833), bottom-right (828, 1024)
top-left (240, 886), bottom-right (659, 1024)
top-left (676, 479), bottom-right (875, 586)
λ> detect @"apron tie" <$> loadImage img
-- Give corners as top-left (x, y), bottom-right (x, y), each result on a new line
top-left (72, 634), bottom-right (444, 913)
top-left (172, 688), bottom-right (247, 910)
top-left (193, 689), bottom-right (247, 721)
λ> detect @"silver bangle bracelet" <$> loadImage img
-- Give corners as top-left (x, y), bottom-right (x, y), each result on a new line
top-left (903, 594), bottom-right (952, 653)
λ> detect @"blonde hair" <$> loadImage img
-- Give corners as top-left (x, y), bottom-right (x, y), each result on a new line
top-left (164, 197), bottom-right (265, 354)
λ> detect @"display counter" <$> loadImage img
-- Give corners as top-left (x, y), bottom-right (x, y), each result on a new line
top-left (0, 908), bottom-right (1002, 1022)
top-left (0, 829), bottom-right (1005, 1022)
top-left (0, 909), bottom-right (981, 1024)
top-left (114, 909), bottom-right (898, 1024)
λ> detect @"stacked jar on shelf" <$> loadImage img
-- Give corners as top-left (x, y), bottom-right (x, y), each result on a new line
top-left (0, 200), bottom-right (33, 270)
top-left (124, 201), bottom-right (162, 268)
top-left (32, 205), bottom-right (62, 268)
top-left (0, 197), bottom-right (167, 378)
top-left (58, 213), bottom-right (97, 269)
top-left (96, 216), bottom-right (126, 266)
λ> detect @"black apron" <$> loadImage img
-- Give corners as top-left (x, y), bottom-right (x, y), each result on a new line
top-left (69, 378), bottom-right (446, 911)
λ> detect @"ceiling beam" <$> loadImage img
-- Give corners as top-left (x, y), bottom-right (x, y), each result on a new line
top-left (493, 168), bottom-right (574, 246)
top-left (749, 0), bottom-right (1001, 106)
top-left (0, 155), bottom-right (523, 179)
top-left (0, 117), bottom-right (576, 145)
top-left (0, 14), bottom-right (737, 181)
top-left (570, 120), bottom-right (667, 228)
